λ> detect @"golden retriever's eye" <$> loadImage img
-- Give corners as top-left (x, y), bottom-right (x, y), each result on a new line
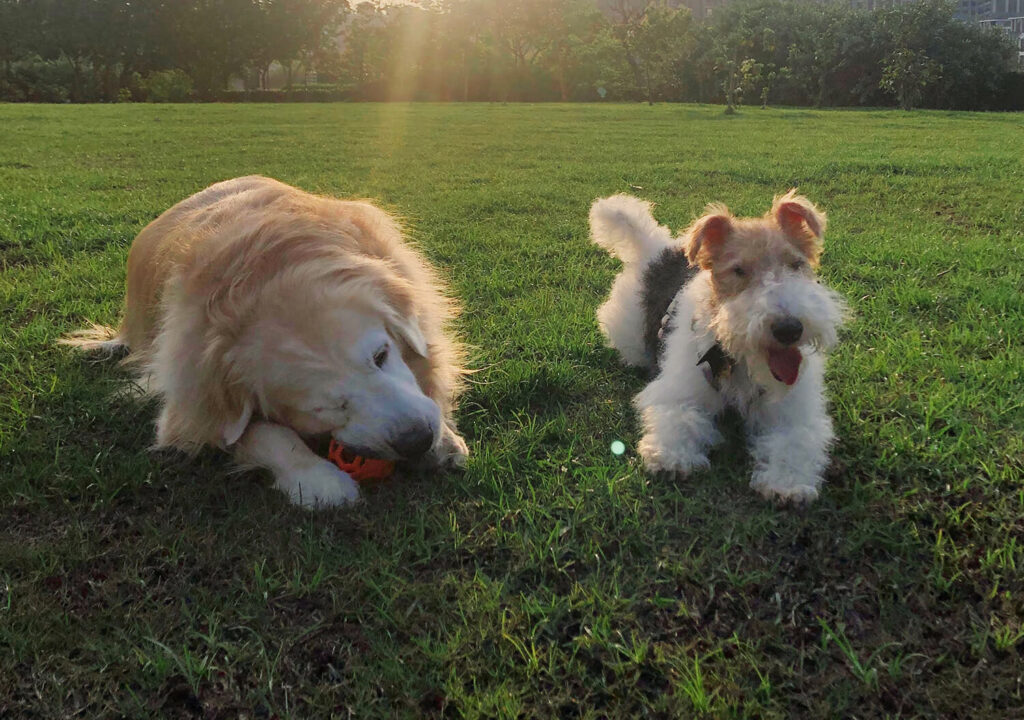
top-left (733, 266), bottom-right (747, 278)
top-left (373, 345), bottom-right (389, 369)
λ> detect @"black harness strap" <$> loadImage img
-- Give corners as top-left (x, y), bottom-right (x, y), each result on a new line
top-left (696, 342), bottom-right (735, 390)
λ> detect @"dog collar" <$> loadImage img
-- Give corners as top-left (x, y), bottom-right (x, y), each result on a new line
top-left (697, 342), bottom-right (735, 390)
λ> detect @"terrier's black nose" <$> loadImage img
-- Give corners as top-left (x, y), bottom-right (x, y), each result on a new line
top-left (392, 425), bottom-right (434, 459)
top-left (771, 317), bottom-right (803, 345)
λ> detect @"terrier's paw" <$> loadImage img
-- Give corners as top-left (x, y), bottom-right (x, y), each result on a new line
top-left (432, 426), bottom-right (469, 470)
top-left (749, 470), bottom-right (821, 504)
top-left (277, 461), bottom-right (361, 508)
top-left (638, 434), bottom-right (710, 477)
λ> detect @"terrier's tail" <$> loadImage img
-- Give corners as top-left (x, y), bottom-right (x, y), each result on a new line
top-left (58, 322), bottom-right (127, 356)
top-left (589, 194), bottom-right (673, 265)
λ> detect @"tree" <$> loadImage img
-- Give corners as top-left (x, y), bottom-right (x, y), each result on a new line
top-left (738, 57), bottom-right (780, 109)
top-left (708, 3), bottom-right (780, 112)
top-left (0, 0), bottom-right (1017, 108)
top-left (338, 2), bottom-right (391, 98)
top-left (877, 0), bottom-right (1013, 110)
top-left (258, 0), bottom-right (348, 89)
top-left (296, 0), bottom-right (349, 87)
top-left (0, 0), bottom-right (25, 88)
top-left (611, 1), bottom-right (693, 104)
top-left (880, 47), bottom-right (941, 110)
top-left (469, 0), bottom-right (560, 101)
top-left (779, 3), bottom-right (849, 108)
top-left (537, 0), bottom-right (607, 101)
top-left (438, 0), bottom-right (486, 100)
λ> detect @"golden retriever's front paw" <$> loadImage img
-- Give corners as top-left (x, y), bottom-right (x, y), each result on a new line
top-left (433, 427), bottom-right (469, 469)
top-left (277, 461), bottom-right (361, 508)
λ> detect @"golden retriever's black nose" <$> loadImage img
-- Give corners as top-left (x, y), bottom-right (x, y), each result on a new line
top-left (393, 425), bottom-right (434, 459)
top-left (771, 317), bottom-right (803, 345)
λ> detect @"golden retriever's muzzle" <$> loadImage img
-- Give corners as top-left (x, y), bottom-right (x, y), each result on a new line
top-left (391, 423), bottom-right (435, 459)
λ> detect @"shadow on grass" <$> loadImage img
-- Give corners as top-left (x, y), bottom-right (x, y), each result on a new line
top-left (4, 341), bottom-right (1011, 717)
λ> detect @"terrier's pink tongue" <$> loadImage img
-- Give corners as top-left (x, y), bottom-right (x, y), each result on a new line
top-left (768, 347), bottom-right (802, 385)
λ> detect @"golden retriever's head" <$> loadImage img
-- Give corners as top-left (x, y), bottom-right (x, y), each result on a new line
top-left (154, 254), bottom-right (442, 461)
top-left (242, 265), bottom-right (442, 460)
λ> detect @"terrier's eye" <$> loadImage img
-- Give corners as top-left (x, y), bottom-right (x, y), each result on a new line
top-left (733, 266), bottom-right (747, 277)
top-left (790, 260), bottom-right (806, 271)
top-left (373, 345), bottom-right (389, 369)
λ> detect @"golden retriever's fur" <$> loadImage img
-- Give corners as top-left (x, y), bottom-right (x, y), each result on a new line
top-left (63, 176), bottom-right (467, 507)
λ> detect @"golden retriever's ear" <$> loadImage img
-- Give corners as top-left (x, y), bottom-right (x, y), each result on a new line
top-left (221, 398), bottom-right (253, 446)
top-left (361, 259), bottom-right (431, 358)
top-left (388, 314), bottom-right (429, 358)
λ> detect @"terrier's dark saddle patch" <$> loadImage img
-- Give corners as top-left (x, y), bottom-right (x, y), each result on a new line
top-left (641, 248), bottom-right (735, 386)
top-left (641, 248), bottom-right (697, 370)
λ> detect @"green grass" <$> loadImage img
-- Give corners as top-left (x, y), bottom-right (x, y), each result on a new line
top-left (1, 103), bottom-right (1021, 718)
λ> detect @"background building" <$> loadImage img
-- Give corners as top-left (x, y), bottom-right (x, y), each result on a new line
top-left (970, 0), bottom-right (1024, 66)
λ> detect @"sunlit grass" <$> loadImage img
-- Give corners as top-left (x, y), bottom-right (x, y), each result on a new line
top-left (1, 103), bottom-right (1022, 717)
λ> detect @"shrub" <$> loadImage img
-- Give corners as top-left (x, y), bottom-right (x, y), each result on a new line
top-left (995, 72), bottom-right (1024, 110)
top-left (1, 59), bottom-right (74, 102)
top-left (140, 70), bottom-right (193, 103)
top-left (213, 86), bottom-right (350, 102)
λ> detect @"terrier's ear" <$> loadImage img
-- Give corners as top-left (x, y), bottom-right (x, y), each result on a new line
top-left (685, 205), bottom-right (732, 269)
top-left (773, 190), bottom-right (826, 263)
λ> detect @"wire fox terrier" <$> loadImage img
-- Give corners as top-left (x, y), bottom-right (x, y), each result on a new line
top-left (591, 191), bottom-right (847, 502)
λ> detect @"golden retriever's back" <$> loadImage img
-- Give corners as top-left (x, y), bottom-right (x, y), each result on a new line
top-left (121, 176), bottom-right (443, 356)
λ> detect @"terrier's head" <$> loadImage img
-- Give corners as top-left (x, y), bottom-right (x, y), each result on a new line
top-left (684, 190), bottom-right (846, 388)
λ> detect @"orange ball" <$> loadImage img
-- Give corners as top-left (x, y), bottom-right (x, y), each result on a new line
top-left (326, 439), bottom-right (395, 483)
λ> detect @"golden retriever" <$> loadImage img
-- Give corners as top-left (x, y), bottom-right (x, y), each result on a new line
top-left (63, 176), bottom-right (468, 507)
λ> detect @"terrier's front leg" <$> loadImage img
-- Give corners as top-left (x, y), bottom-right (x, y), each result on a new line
top-left (634, 374), bottom-right (724, 476)
top-left (234, 421), bottom-right (360, 508)
top-left (746, 374), bottom-right (834, 503)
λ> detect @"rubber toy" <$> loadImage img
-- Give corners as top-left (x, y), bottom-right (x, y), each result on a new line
top-left (326, 439), bottom-right (395, 483)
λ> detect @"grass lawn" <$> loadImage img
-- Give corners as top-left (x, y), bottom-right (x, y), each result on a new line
top-left (1, 102), bottom-right (1022, 718)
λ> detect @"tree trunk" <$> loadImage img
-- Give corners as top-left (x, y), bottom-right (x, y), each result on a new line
top-left (558, 51), bottom-right (568, 101)
top-left (103, 64), bottom-right (115, 102)
top-left (70, 58), bottom-right (83, 103)
top-left (725, 67), bottom-right (737, 114)
top-left (815, 71), bottom-right (827, 108)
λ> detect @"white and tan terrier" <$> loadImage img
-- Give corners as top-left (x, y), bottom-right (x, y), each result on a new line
top-left (590, 191), bottom-right (847, 502)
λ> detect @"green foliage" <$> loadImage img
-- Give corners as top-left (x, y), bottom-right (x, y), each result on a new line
top-left (611, 1), bottom-right (693, 104)
top-left (0, 0), bottom-right (1018, 108)
top-left (1, 57), bottom-right (74, 102)
top-left (139, 69), bottom-right (194, 103)
top-left (875, 0), bottom-right (1015, 110)
top-left (215, 86), bottom-right (351, 102)
top-left (880, 48), bottom-right (942, 110)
